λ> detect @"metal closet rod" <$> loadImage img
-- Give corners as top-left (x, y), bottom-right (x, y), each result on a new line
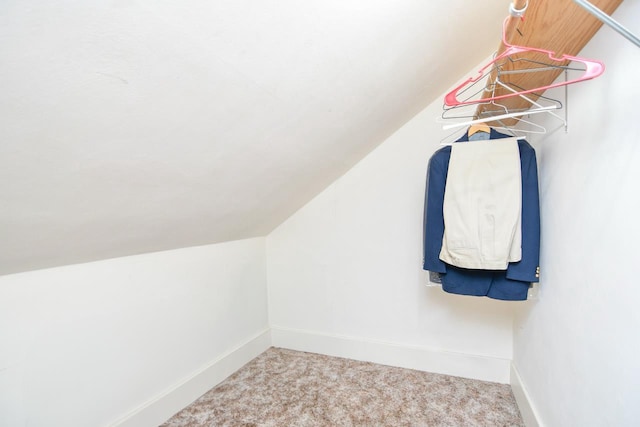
top-left (573, 0), bottom-right (640, 48)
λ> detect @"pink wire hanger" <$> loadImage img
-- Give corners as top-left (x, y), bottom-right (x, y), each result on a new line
top-left (443, 16), bottom-right (605, 107)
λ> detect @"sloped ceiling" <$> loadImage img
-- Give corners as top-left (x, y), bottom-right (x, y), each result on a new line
top-left (0, 1), bottom-right (510, 275)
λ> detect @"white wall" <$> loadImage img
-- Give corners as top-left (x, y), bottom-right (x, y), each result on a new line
top-left (513, 3), bottom-right (640, 426)
top-left (266, 70), bottom-right (516, 384)
top-left (0, 237), bottom-right (269, 427)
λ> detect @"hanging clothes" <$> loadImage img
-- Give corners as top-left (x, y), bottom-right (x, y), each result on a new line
top-left (423, 129), bottom-right (540, 301)
top-left (440, 136), bottom-right (522, 270)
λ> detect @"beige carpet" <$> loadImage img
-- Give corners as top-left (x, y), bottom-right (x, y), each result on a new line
top-left (161, 347), bottom-right (524, 427)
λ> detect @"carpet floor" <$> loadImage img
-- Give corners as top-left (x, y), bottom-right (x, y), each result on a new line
top-left (161, 347), bottom-right (524, 427)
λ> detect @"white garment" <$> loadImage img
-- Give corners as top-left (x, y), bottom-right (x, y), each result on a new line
top-left (439, 137), bottom-right (522, 270)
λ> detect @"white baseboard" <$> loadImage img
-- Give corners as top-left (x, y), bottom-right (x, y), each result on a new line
top-left (510, 363), bottom-right (543, 427)
top-left (271, 326), bottom-right (510, 384)
top-left (109, 327), bottom-right (517, 427)
top-left (109, 328), bottom-right (272, 427)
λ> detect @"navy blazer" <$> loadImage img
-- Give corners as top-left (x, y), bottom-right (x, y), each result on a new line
top-left (423, 129), bottom-right (540, 300)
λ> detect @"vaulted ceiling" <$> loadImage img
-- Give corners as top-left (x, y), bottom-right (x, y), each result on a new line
top-left (1, 1), bottom-right (521, 275)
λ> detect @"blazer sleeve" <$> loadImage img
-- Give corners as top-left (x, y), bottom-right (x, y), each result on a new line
top-left (423, 148), bottom-right (449, 273)
top-left (506, 141), bottom-right (541, 282)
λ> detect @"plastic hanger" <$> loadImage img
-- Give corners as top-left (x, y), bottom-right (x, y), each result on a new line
top-left (443, 16), bottom-right (605, 107)
top-left (440, 81), bottom-right (562, 132)
top-left (441, 53), bottom-right (566, 123)
top-left (441, 76), bottom-right (563, 121)
top-left (441, 54), bottom-right (570, 132)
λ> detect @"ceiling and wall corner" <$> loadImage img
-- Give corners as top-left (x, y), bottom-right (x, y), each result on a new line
top-left (0, 1), bottom-right (510, 276)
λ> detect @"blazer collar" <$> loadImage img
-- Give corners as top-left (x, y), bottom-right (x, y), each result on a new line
top-left (455, 128), bottom-right (512, 142)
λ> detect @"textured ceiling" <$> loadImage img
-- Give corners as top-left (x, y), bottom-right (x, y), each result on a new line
top-left (0, 0), bottom-right (509, 275)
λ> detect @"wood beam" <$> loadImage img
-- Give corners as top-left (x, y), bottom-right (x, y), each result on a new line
top-left (474, 0), bottom-right (624, 127)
